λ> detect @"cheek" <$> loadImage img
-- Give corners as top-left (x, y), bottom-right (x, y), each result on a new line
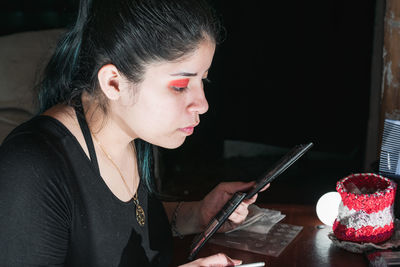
top-left (147, 92), bottom-right (186, 120)
top-left (131, 101), bottom-right (189, 148)
top-left (128, 86), bottom-right (190, 139)
top-left (135, 110), bottom-right (186, 148)
top-left (138, 97), bottom-right (183, 130)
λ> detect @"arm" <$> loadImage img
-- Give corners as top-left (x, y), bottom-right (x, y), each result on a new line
top-left (163, 201), bottom-right (203, 235)
top-left (0, 136), bottom-right (71, 266)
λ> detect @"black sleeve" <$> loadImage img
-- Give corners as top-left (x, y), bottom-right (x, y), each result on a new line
top-left (0, 133), bottom-right (72, 266)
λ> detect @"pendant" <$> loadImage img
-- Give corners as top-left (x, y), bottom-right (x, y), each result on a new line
top-left (135, 203), bottom-right (146, 226)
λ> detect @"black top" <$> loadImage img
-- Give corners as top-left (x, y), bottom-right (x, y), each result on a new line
top-left (0, 115), bottom-right (173, 266)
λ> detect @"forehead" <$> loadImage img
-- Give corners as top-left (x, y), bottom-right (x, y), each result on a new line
top-left (143, 40), bottom-right (216, 78)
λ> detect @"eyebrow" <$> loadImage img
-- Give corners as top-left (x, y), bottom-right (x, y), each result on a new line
top-left (170, 72), bottom-right (198, 77)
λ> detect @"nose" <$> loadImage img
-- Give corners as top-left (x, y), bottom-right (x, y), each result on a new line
top-left (187, 87), bottom-right (209, 115)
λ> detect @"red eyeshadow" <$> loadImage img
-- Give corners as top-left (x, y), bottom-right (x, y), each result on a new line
top-left (168, 78), bottom-right (189, 88)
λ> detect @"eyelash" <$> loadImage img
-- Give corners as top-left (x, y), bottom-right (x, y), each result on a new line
top-left (171, 78), bottom-right (212, 92)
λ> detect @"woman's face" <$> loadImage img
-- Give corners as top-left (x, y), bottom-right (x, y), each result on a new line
top-left (114, 39), bottom-right (216, 148)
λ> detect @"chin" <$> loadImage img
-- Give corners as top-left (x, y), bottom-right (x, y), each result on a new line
top-left (164, 141), bottom-right (186, 149)
top-left (158, 137), bottom-right (187, 149)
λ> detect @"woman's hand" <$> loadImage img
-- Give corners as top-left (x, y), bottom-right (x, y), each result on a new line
top-left (179, 253), bottom-right (242, 267)
top-left (162, 181), bottom-right (269, 235)
top-left (199, 181), bottom-right (269, 232)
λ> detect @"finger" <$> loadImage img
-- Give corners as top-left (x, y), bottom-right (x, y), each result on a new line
top-left (232, 204), bottom-right (249, 218)
top-left (241, 183), bottom-right (270, 204)
top-left (259, 183), bottom-right (270, 192)
top-left (229, 200), bottom-right (251, 216)
top-left (196, 253), bottom-right (242, 266)
top-left (242, 194), bottom-right (258, 205)
top-left (228, 200), bottom-right (252, 221)
top-left (228, 208), bottom-right (249, 224)
top-left (218, 181), bottom-right (256, 194)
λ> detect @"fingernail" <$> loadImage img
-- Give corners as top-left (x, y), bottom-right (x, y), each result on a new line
top-left (233, 259), bottom-right (242, 265)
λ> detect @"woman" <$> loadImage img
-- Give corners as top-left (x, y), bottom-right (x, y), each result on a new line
top-left (0, 0), bottom-right (266, 266)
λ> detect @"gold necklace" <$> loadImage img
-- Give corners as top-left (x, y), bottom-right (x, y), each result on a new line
top-left (92, 134), bottom-right (145, 226)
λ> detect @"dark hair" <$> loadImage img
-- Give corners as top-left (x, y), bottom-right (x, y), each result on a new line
top-left (38, 0), bottom-right (223, 192)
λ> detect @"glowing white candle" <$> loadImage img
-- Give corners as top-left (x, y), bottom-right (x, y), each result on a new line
top-left (316, 191), bottom-right (341, 226)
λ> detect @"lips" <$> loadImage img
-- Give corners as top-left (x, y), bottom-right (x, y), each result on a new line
top-left (179, 123), bottom-right (199, 135)
top-left (180, 127), bottom-right (194, 135)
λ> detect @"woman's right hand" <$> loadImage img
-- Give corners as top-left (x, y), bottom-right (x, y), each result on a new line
top-left (179, 253), bottom-right (242, 267)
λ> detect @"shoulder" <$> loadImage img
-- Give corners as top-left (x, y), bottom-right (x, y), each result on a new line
top-left (0, 116), bottom-right (72, 185)
top-left (2, 115), bottom-right (65, 154)
top-left (0, 118), bottom-right (74, 265)
top-left (0, 116), bottom-right (74, 221)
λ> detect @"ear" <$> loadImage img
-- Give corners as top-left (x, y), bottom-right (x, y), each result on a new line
top-left (97, 64), bottom-right (123, 100)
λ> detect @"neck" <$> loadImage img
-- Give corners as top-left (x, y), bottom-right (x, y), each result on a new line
top-left (81, 94), bottom-right (136, 159)
top-left (83, 98), bottom-right (140, 199)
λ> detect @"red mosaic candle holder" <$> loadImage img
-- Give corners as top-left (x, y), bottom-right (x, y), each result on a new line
top-left (333, 173), bottom-right (397, 244)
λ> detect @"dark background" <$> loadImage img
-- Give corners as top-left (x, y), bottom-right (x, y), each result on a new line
top-left (159, 0), bottom-right (376, 203)
top-left (1, 0), bottom-right (377, 204)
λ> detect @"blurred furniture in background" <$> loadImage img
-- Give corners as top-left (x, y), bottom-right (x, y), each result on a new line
top-left (0, 29), bottom-right (63, 142)
top-left (0, 0), bottom-right (74, 142)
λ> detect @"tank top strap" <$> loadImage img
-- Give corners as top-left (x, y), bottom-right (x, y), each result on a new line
top-left (74, 104), bottom-right (100, 176)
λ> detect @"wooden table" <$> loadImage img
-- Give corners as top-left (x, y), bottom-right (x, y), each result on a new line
top-left (169, 204), bottom-right (369, 267)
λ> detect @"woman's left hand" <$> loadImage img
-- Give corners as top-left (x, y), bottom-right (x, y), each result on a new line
top-left (198, 181), bottom-right (269, 233)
